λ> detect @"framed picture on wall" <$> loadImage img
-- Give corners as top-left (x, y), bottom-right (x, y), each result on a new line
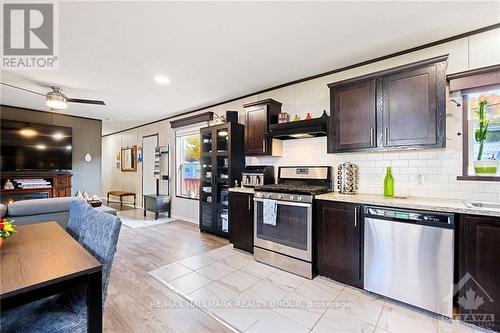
top-left (121, 146), bottom-right (137, 172)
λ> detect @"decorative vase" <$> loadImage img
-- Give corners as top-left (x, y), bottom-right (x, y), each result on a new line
top-left (0, 237), bottom-right (3, 249)
top-left (473, 160), bottom-right (498, 176)
top-left (305, 113), bottom-right (312, 120)
top-left (384, 167), bottom-right (394, 197)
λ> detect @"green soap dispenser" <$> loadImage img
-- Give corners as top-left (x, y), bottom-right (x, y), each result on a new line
top-left (384, 167), bottom-right (394, 197)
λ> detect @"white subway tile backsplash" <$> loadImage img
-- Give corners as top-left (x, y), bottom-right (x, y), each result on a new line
top-left (368, 154), bottom-right (384, 160)
top-left (395, 174), bottom-right (409, 182)
top-left (409, 160), bottom-right (428, 167)
top-left (483, 183), bottom-right (500, 193)
top-left (428, 175), bottom-right (449, 183)
top-left (417, 167), bottom-right (434, 175)
top-left (449, 191), bottom-right (473, 200)
top-left (459, 182), bottom-right (484, 192)
top-left (376, 160), bottom-right (391, 167)
top-left (383, 153), bottom-right (399, 160)
top-left (428, 159), bottom-right (447, 167)
top-left (418, 151), bottom-right (438, 160)
top-left (472, 192), bottom-right (498, 202)
top-left (390, 168), bottom-right (400, 175)
top-left (392, 160), bottom-right (409, 167)
top-left (399, 152), bottom-right (419, 160)
top-left (400, 167), bottom-right (419, 175)
top-left (446, 159), bottom-right (461, 166)
top-left (438, 151), bottom-right (461, 159)
top-left (428, 190), bottom-right (450, 198)
top-left (409, 189), bottom-right (429, 197)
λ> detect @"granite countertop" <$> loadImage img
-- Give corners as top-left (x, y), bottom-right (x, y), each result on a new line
top-left (228, 187), bottom-right (255, 194)
top-left (315, 192), bottom-right (500, 218)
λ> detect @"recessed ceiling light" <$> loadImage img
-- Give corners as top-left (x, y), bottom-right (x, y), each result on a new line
top-left (154, 75), bottom-right (170, 85)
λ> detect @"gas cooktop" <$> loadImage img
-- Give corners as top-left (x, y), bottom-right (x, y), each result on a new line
top-left (254, 183), bottom-right (331, 195)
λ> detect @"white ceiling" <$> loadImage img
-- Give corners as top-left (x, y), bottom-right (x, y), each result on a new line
top-left (1, 1), bottom-right (499, 135)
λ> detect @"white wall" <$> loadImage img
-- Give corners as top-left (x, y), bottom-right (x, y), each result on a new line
top-left (102, 28), bottom-right (500, 223)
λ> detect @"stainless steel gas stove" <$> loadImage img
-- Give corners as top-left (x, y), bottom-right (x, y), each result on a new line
top-left (253, 166), bottom-right (332, 279)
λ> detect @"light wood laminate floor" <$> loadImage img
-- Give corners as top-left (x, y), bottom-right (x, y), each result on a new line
top-left (104, 217), bottom-right (231, 333)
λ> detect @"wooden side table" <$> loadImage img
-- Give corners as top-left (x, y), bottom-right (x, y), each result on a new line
top-left (143, 194), bottom-right (170, 220)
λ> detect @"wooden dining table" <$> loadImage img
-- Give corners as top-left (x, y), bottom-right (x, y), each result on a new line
top-left (0, 221), bottom-right (103, 333)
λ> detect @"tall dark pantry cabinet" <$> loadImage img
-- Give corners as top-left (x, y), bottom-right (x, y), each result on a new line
top-left (199, 122), bottom-right (245, 237)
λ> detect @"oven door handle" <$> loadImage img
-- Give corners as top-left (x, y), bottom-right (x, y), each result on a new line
top-left (253, 197), bottom-right (312, 208)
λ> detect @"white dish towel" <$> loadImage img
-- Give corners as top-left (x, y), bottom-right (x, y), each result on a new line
top-left (263, 199), bottom-right (277, 226)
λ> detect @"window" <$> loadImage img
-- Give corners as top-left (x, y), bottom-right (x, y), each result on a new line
top-left (176, 129), bottom-right (201, 199)
top-left (464, 86), bottom-right (500, 177)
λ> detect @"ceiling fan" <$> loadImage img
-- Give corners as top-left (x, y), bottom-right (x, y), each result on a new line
top-left (1, 82), bottom-right (105, 110)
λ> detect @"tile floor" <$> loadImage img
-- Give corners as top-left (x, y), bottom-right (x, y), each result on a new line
top-left (149, 245), bottom-right (486, 333)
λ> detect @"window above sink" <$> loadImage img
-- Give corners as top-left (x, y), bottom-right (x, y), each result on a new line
top-left (449, 65), bottom-right (500, 182)
top-left (465, 87), bottom-right (500, 178)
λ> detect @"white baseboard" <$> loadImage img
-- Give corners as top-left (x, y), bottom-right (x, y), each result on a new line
top-left (171, 215), bottom-right (198, 225)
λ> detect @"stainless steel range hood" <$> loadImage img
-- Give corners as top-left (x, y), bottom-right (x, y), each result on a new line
top-left (268, 117), bottom-right (328, 140)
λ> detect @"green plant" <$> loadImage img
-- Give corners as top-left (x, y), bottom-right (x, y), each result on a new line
top-left (475, 100), bottom-right (489, 161)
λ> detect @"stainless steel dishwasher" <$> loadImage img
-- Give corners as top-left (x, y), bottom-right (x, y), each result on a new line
top-left (364, 206), bottom-right (454, 317)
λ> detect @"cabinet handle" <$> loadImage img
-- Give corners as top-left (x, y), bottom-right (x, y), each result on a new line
top-left (354, 206), bottom-right (358, 227)
top-left (370, 128), bottom-right (374, 146)
top-left (384, 127), bottom-right (388, 146)
top-left (248, 196), bottom-right (251, 210)
top-left (262, 139), bottom-right (266, 153)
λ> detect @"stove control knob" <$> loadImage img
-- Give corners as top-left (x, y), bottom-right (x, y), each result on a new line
top-left (265, 193), bottom-right (271, 199)
top-left (289, 195), bottom-right (295, 200)
top-left (277, 194), bottom-right (282, 199)
top-left (297, 196), bottom-right (302, 201)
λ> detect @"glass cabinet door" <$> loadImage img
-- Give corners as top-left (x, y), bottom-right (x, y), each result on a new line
top-left (200, 129), bottom-right (214, 232)
top-left (201, 130), bottom-right (213, 153)
top-left (216, 127), bottom-right (229, 152)
top-left (215, 155), bottom-right (229, 233)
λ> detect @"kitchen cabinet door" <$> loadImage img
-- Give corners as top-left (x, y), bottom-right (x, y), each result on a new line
top-left (459, 214), bottom-right (500, 332)
top-left (245, 105), bottom-right (268, 155)
top-left (377, 61), bottom-right (446, 148)
top-left (228, 192), bottom-right (254, 253)
top-left (328, 79), bottom-right (376, 152)
top-left (315, 200), bottom-right (363, 288)
top-left (243, 99), bottom-right (282, 156)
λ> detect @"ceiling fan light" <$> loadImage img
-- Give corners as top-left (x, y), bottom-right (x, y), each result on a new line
top-left (46, 91), bottom-right (68, 109)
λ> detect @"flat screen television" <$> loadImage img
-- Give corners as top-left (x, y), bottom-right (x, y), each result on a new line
top-left (1, 120), bottom-right (72, 171)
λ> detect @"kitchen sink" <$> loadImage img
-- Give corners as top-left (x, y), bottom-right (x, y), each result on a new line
top-left (464, 201), bottom-right (500, 210)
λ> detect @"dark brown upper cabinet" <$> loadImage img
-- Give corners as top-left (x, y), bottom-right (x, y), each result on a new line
top-left (329, 79), bottom-right (376, 152)
top-left (377, 61), bottom-right (446, 148)
top-left (243, 99), bottom-right (283, 156)
top-left (327, 55), bottom-right (447, 153)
